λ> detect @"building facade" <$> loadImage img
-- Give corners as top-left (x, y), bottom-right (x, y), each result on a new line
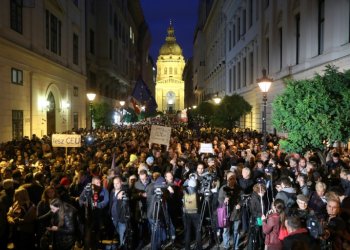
top-left (193, 0), bottom-right (350, 132)
top-left (85, 0), bottom-right (153, 124)
top-left (156, 22), bottom-right (185, 112)
top-left (0, 0), bottom-right (87, 141)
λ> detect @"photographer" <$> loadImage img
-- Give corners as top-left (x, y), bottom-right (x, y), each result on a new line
top-left (146, 175), bottom-right (171, 250)
top-left (182, 174), bottom-right (202, 250)
top-left (79, 176), bottom-right (109, 250)
top-left (218, 171), bottom-right (240, 249)
top-left (109, 176), bottom-right (128, 249)
top-left (133, 169), bottom-right (151, 249)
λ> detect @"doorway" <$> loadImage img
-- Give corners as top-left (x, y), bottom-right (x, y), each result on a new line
top-left (46, 92), bottom-right (56, 135)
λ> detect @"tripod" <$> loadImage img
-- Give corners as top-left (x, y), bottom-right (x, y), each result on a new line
top-left (197, 192), bottom-right (220, 249)
top-left (151, 191), bottom-right (172, 250)
top-left (121, 196), bottom-right (132, 249)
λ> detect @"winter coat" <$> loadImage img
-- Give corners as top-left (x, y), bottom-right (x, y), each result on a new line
top-left (7, 201), bottom-right (36, 233)
top-left (282, 228), bottom-right (320, 250)
top-left (262, 212), bottom-right (282, 249)
top-left (51, 203), bottom-right (77, 250)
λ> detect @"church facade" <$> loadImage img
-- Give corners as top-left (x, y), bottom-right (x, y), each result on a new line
top-left (155, 22), bottom-right (185, 113)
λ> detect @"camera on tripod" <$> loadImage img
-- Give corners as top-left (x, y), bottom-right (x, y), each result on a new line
top-left (154, 183), bottom-right (168, 197)
top-left (199, 172), bottom-right (217, 196)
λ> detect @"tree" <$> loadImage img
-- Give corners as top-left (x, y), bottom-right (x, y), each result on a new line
top-left (273, 65), bottom-right (350, 154)
top-left (92, 102), bottom-right (114, 128)
top-left (190, 101), bottom-right (215, 124)
top-left (211, 94), bottom-right (252, 129)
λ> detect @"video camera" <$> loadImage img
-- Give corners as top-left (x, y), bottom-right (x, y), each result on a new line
top-left (199, 172), bottom-right (217, 196)
top-left (154, 183), bottom-right (168, 197)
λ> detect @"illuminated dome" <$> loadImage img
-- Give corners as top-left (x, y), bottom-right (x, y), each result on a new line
top-left (159, 21), bottom-right (183, 56)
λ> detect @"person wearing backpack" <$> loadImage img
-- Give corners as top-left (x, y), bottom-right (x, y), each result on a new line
top-left (275, 177), bottom-right (297, 213)
top-left (182, 174), bottom-right (202, 250)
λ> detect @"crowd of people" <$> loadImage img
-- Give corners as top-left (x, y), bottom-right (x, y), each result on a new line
top-left (0, 121), bottom-right (350, 250)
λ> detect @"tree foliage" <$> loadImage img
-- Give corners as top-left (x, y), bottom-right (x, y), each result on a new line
top-left (272, 65), bottom-right (350, 153)
top-left (92, 102), bottom-right (114, 128)
top-left (211, 94), bottom-right (252, 129)
top-left (189, 94), bottom-right (252, 129)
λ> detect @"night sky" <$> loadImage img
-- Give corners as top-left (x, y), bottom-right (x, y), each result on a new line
top-left (140, 0), bottom-right (199, 61)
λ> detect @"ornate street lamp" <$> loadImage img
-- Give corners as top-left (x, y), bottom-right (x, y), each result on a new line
top-left (257, 69), bottom-right (273, 151)
top-left (86, 93), bottom-right (96, 132)
top-left (213, 92), bottom-right (222, 104)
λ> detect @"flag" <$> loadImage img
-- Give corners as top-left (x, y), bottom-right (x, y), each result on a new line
top-left (131, 78), bottom-right (158, 113)
top-left (130, 97), bottom-right (141, 114)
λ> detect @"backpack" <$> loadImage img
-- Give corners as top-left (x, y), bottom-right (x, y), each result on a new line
top-left (306, 213), bottom-right (323, 239)
top-left (183, 192), bottom-right (198, 214)
top-left (281, 191), bottom-right (296, 208)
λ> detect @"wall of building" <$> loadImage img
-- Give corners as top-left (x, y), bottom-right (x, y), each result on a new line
top-left (0, 0), bottom-right (86, 141)
top-left (193, 0), bottom-right (350, 132)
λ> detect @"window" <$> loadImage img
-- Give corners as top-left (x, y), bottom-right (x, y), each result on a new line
top-left (229, 30), bottom-right (232, 50)
top-left (109, 5), bottom-right (112, 25)
top-left (243, 57), bottom-right (247, 87)
top-left (73, 86), bottom-right (78, 96)
top-left (164, 67), bottom-right (167, 74)
top-left (249, 52), bottom-right (254, 84)
top-left (89, 29), bottom-right (95, 54)
top-left (233, 65), bottom-right (236, 91)
top-left (229, 68), bottom-right (232, 92)
top-left (237, 18), bottom-right (241, 40)
top-left (11, 68), bottom-right (23, 85)
top-left (237, 62), bottom-right (241, 89)
top-left (318, 0), bottom-right (325, 55)
top-left (89, 71), bottom-right (97, 89)
top-left (73, 112), bottom-right (78, 130)
top-left (10, 0), bottom-right (23, 33)
top-left (46, 10), bottom-right (62, 55)
top-left (169, 67), bottom-right (172, 74)
top-left (232, 24), bottom-right (236, 46)
top-left (249, 0), bottom-right (253, 28)
top-left (243, 9), bottom-right (247, 35)
top-left (90, 0), bottom-right (95, 15)
top-left (109, 39), bottom-right (112, 60)
top-left (73, 33), bottom-right (79, 65)
top-left (279, 27), bottom-right (283, 70)
top-left (114, 14), bottom-right (118, 38)
top-left (12, 110), bottom-right (23, 140)
top-left (296, 14), bottom-right (300, 64)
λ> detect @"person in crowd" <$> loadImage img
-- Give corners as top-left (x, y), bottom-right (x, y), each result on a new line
top-left (47, 198), bottom-right (77, 250)
top-left (109, 176), bottom-right (128, 249)
top-left (262, 199), bottom-right (285, 250)
top-left (296, 174), bottom-right (310, 197)
top-left (248, 183), bottom-right (267, 250)
top-left (282, 216), bottom-right (320, 250)
top-left (323, 197), bottom-right (350, 250)
top-left (308, 181), bottom-right (328, 220)
top-left (182, 174), bottom-right (202, 250)
top-left (133, 169), bottom-right (151, 249)
top-left (275, 177), bottom-right (297, 210)
top-left (37, 186), bottom-right (57, 247)
top-left (7, 187), bottom-right (36, 250)
top-left (0, 179), bottom-right (14, 250)
top-left (79, 175), bottom-right (109, 250)
top-left (218, 171), bottom-right (240, 249)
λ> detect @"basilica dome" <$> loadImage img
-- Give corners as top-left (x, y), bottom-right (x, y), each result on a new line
top-left (159, 21), bottom-right (183, 56)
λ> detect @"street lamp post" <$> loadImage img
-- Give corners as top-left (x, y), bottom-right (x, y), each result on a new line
top-left (119, 100), bottom-right (125, 125)
top-left (86, 93), bottom-right (96, 132)
top-left (257, 69), bottom-right (273, 151)
top-left (211, 93), bottom-right (222, 139)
